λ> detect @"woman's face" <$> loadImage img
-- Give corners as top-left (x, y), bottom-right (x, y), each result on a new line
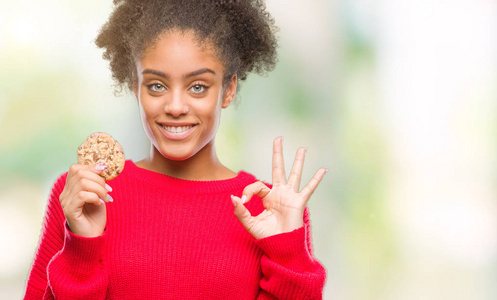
top-left (133, 30), bottom-right (236, 161)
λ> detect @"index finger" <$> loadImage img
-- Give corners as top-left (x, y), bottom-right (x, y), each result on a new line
top-left (67, 163), bottom-right (107, 186)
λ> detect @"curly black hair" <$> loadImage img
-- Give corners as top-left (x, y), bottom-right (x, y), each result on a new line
top-left (95, 0), bottom-right (279, 94)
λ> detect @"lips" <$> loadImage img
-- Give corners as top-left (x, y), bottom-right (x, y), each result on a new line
top-left (157, 122), bottom-right (197, 140)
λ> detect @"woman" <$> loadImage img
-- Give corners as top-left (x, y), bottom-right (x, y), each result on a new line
top-left (24, 0), bottom-right (327, 299)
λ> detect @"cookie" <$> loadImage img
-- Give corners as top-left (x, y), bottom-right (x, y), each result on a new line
top-left (77, 132), bottom-right (125, 180)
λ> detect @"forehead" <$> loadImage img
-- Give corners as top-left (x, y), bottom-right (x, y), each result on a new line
top-left (137, 30), bottom-right (223, 72)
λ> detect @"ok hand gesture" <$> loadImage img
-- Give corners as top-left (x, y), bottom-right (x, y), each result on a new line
top-left (232, 137), bottom-right (327, 240)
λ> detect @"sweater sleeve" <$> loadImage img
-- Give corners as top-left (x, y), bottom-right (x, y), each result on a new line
top-left (24, 174), bottom-right (109, 300)
top-left (254, 207), bottom-right (327, 300)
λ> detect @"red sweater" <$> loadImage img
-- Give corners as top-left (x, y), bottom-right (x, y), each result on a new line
top-left (24, 160), bottom-right (326, 299)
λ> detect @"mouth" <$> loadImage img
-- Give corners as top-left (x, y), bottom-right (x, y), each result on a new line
top-left (157, 123), bottom-right (197, 140)
top-left (160, 124), bottom-right (196, 133)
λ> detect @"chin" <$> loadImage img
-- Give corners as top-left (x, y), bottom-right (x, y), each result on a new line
top-left (153, 137), bottom-right (213, 162)
top-left (157, 146), bottom-right (197, 161)
top-left (162, 153), bottom-right (193, 161)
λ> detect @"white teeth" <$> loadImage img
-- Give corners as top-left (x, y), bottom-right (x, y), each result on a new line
top-left (162, 125), bottom-right (193, 133)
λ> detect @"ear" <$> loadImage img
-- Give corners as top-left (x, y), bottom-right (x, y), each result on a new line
top-left (221, 74), bottom-right (237, 109)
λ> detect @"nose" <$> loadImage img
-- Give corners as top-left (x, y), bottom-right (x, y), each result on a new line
top-left (164, 90), bottom-right (189, 117)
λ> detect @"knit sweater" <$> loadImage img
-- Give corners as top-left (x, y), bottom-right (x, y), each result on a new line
top-left (24, 160), bottom-right (326, 299)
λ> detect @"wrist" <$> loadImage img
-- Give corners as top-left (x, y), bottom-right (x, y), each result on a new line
top-left (255, 226), bottom-right (313, 271)
top-left (66, 220), bottom-right (105, 238)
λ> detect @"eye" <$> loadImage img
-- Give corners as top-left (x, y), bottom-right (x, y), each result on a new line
top-left (189, 84), bottom-right (207, 94)
top-left (148, 83), bottom-right (165, 92)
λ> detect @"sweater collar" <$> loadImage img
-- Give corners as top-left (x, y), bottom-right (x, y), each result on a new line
top-left (122, 160), bottom-right (257, 194)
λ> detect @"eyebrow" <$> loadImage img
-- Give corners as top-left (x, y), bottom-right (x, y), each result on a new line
top-left (142, 68), bottom-right (216, 79)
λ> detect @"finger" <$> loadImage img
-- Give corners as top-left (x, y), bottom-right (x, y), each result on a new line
top-left (241, 181), bottom-right (271, 204)
top-left (231, 195), bottom-right (256, 233)
top-left (272, 136), bottom-right (286, 185)
top-left (77, 178), bottom-right (111, 203)
top-left (67, 165), bottom-right (106, 188)
top-left (70, 163), bottom-right (107, 175)
top-left (68, 191), bottom-right (103, 212)
top-left (67, 164), bottom-right (107, 188)
top-left (287, 147), bottom-right (306, 192)
top-left (300, 168), bottom-right (328, 201)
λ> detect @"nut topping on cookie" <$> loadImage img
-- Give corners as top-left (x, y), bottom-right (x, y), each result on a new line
top-left (77, 132), bottom-right (125, 180)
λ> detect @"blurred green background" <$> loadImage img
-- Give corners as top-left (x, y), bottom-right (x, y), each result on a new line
top-left (1, 0), bottom-right (496, 299)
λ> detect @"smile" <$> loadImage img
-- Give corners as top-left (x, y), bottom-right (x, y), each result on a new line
top-left (162, 125), bottom-right (195, 133)
top-left (158, 123), bottom-right (197, 140)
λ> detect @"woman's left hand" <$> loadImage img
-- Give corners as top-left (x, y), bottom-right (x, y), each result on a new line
top-left (232, 137), bottom-right (327, 240)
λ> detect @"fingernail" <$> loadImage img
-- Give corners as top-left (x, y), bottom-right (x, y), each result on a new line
top-left (230, 195), bottom-right (237, 207)
top-left (324, 169), bottom-right (329, 174)
top-left (105, 184), bottom-right (113, 192)
top-left (241, 195), bottom-right (247, 204)
top-left (107, 194), bottom-right (114, 202)
top-left (99, 198), bottom-right (105, 204)
top-left (95, 164), bottom-right (106, 171)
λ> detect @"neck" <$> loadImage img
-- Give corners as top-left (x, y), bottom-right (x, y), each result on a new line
top-left (136, 141), bottom-right (236, 181)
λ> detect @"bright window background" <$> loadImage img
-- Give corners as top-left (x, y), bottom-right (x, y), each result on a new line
top-left (1, 0), bottom-right (496, 299)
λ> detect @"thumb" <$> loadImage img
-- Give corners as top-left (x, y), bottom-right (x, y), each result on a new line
top-left (231, 195), bottom-right (254, 232)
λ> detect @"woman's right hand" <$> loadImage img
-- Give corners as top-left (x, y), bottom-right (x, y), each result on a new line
top-left (59, 164), bottom-right (113, 237)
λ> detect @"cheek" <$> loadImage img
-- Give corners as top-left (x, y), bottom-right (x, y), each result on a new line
top-left (199, 100), bottom-right (222, 126)
top-left (138, 99), bottom-right (161, 142)
top-left (139, 97), bottom-right (162, 121)
top-left (201, 107), bottom-right (223, 142)
top-left (138, 103), bottom-right (153, 136)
